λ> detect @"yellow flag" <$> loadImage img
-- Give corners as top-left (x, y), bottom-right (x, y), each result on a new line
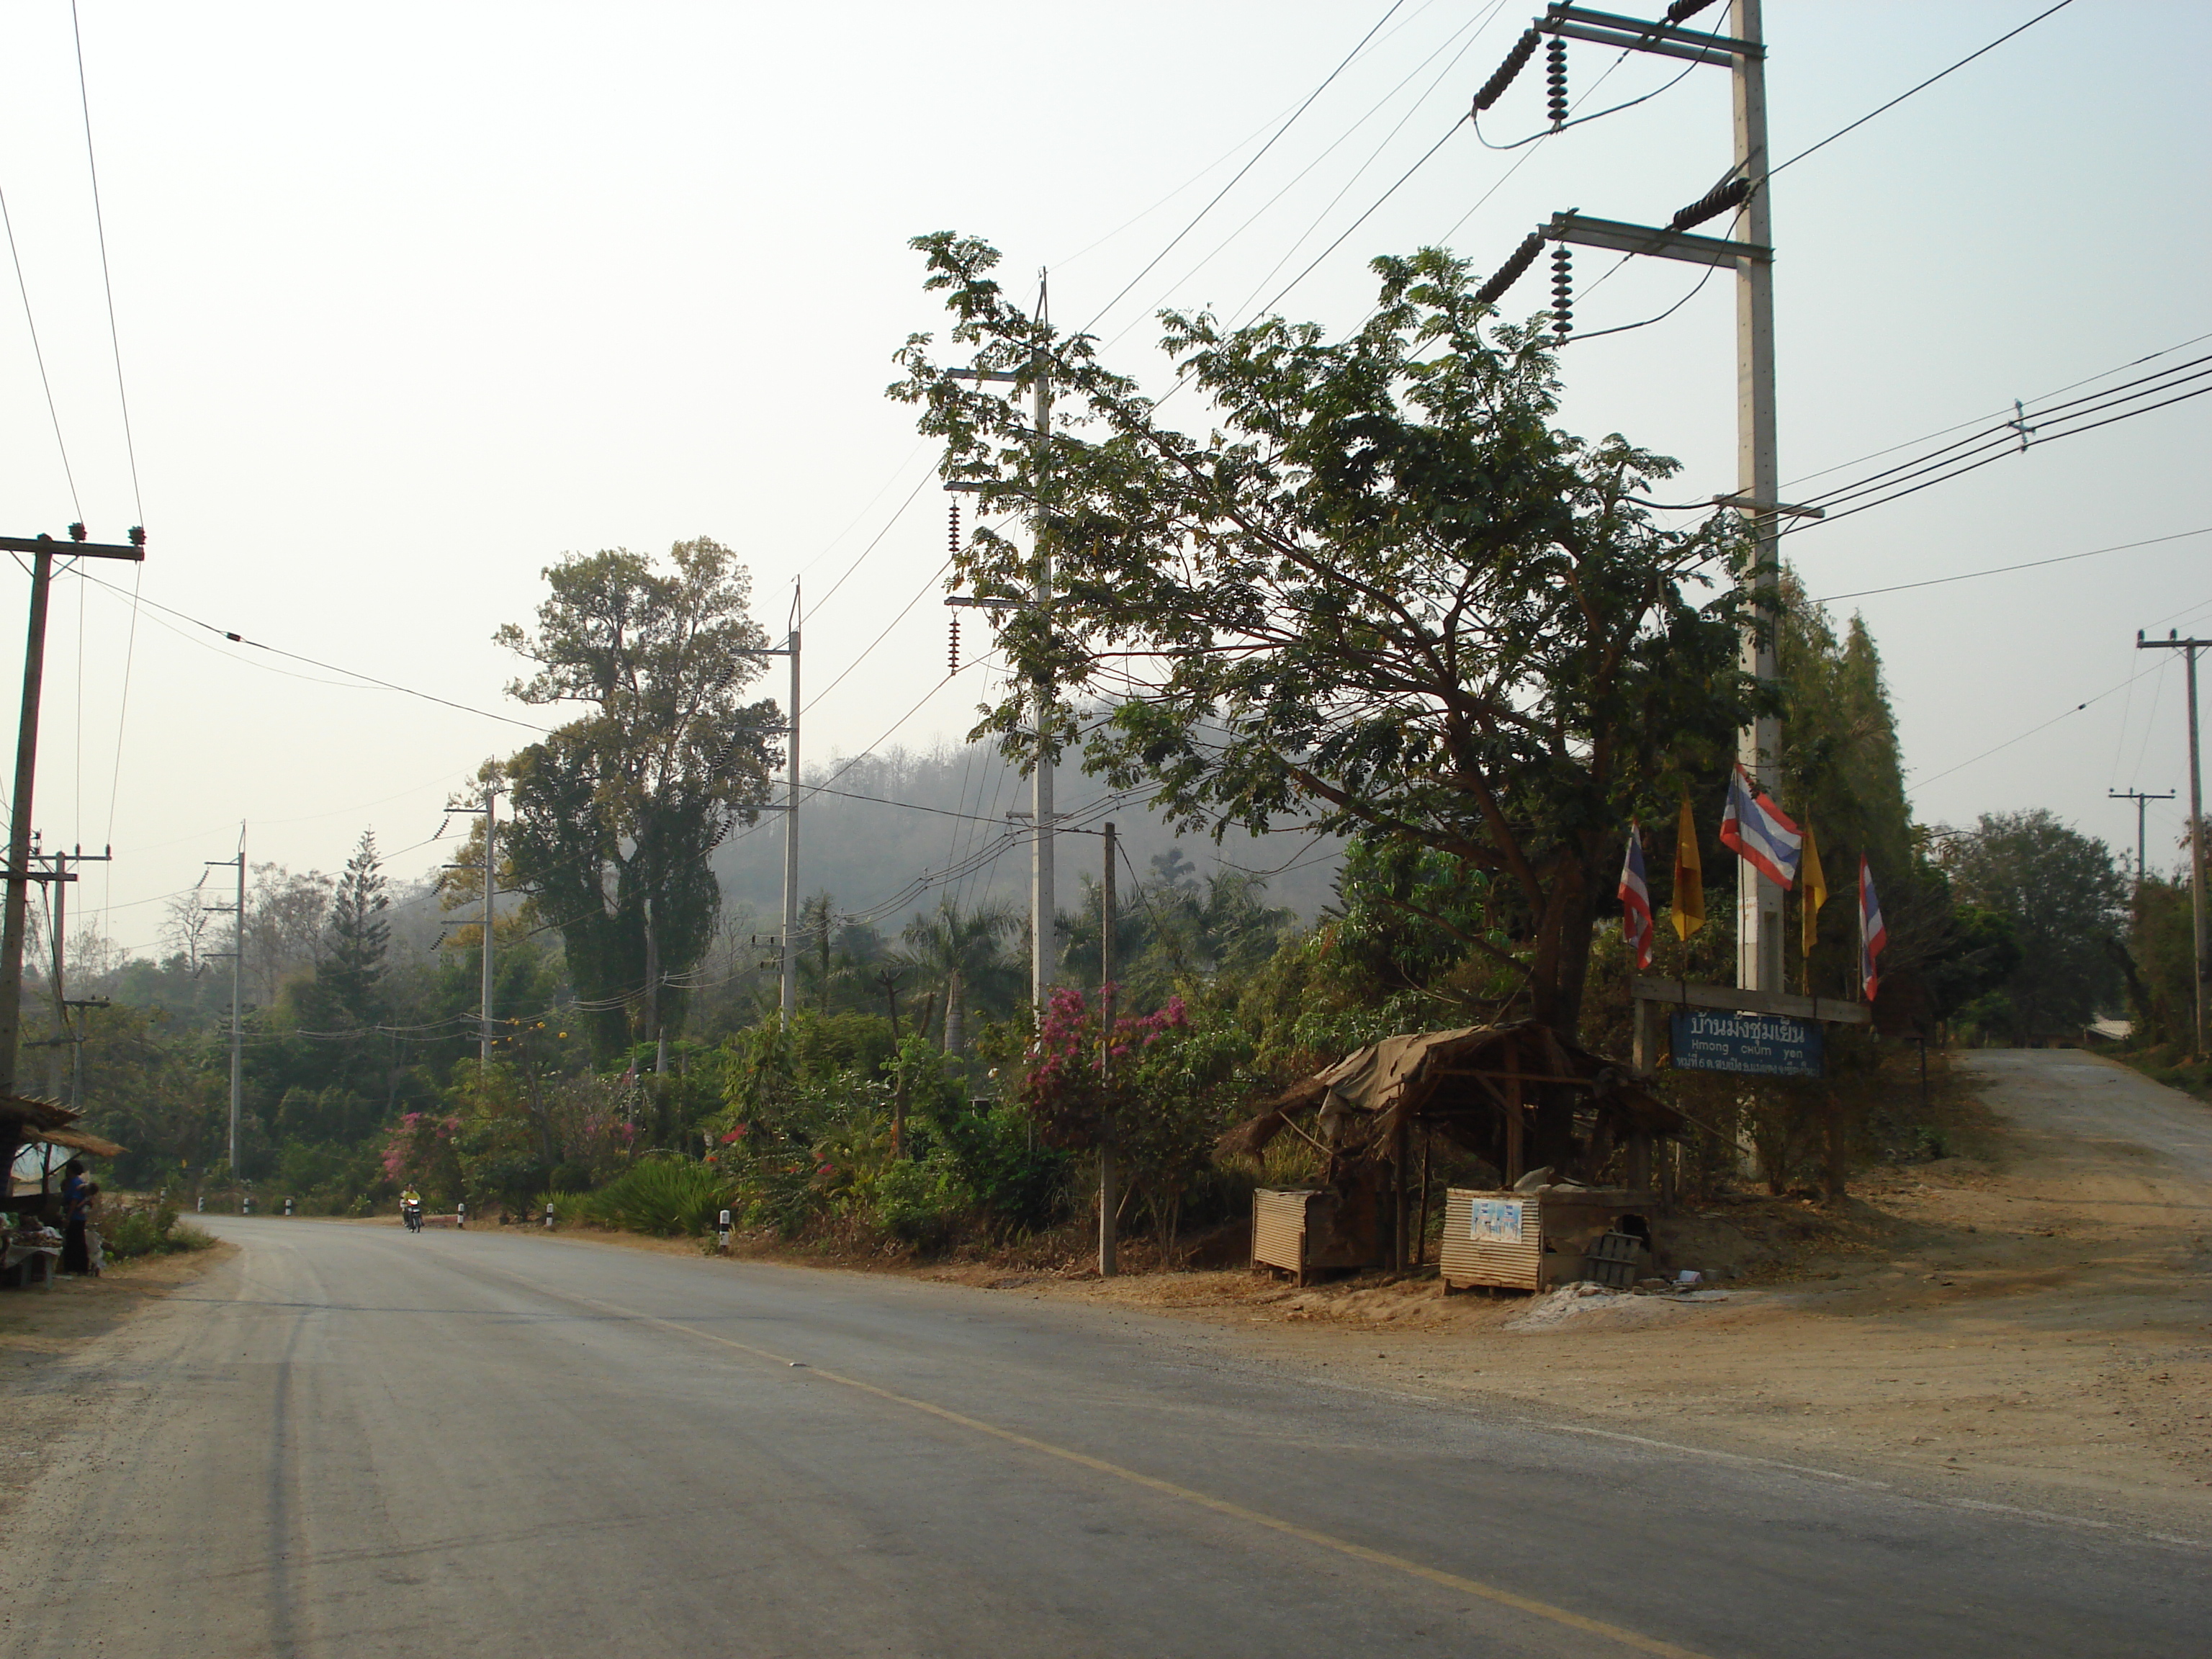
top-left (1800, 819), bottom-right (1828, 957)
top-left (1671, 793), bottom-right (1704, 940)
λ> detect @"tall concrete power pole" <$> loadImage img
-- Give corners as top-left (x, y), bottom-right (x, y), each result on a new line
top-left (1730, 0), bottom-right (1784, 997)
top-left (1471, 6), bottom-right (1792, 994)
top-left (2137, 631), bottom-right (2208, 1053)
top-left (445, 788), bottom-right (500, 1066)
top-left (1030, 276), bottom-right (1056, 1015)
top-left (781, 586), bottom-right (801, 1022)
top-left (205, 832), bottom-right (245, 1174)
top-left (481, 786), bottom-right (497, 1064)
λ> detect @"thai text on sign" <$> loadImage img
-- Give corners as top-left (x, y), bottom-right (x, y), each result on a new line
top-left (1669, 1010), bottom-right (1824, 1078)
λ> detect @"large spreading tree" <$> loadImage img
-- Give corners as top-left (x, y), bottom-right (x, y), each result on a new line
top-left (892, 236), bottom-right (1758, 1040)
top-left (480, 537), bottom-right (783, 1060)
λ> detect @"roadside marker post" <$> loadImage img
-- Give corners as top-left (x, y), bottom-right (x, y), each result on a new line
top-left (718, 1208), bottom-right (732, 1254)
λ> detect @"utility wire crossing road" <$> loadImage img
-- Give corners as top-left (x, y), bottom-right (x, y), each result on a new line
top-left (2, 1220), bottom-right (2204, 1658)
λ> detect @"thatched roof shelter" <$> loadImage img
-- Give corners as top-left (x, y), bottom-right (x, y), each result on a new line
top-left (1222, 1020), bottom-right (1681, 1190)
top-left (2, 1096), bottom-right (124, 1194)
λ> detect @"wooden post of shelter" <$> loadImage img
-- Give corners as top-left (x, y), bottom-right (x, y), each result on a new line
top-left (1415, 1128), bottom-right (1433, 1267)
top-left (1389, 1112), bottom-right (1406, 1272)
top-left (1503, 1071), bottom-right (1524, 1186)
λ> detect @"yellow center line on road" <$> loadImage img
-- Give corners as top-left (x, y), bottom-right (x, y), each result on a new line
top-left (521, 1269), bottom-right (1718, 1659)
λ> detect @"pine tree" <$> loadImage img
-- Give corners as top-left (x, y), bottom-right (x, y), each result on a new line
top-left (318, 831), bottom-right (390, 1028)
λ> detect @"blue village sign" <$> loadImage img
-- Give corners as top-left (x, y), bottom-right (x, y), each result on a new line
top-left (1669, 1010), bottom-right (1824, 1078)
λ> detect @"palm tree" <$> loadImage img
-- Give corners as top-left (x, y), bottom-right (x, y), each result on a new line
top-left (896, 900), bottom-right (1018, 1058)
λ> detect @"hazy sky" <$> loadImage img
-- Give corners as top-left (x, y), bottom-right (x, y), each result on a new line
top-left (0, 1), bottom-right (2200, 953)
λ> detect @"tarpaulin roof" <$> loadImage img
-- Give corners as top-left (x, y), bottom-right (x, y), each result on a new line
top-left (1220, 1020), bottom-right (1681, 1169)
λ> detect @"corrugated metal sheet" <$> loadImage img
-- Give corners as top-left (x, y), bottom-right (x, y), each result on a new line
top-left (1439, 1188), bottom-right (1544, 1290)
top-left (1251, 1188), bottom-right (1312, 1276)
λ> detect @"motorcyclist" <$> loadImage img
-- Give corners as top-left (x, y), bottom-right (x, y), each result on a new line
top-left (400, 1185), bottom-right (424, 1233)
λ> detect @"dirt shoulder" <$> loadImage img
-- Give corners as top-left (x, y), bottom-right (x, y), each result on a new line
top-left (0, 1244), bottom-right (235, 1527)
top-left (919, 1048), bottom-right (2212, 1537)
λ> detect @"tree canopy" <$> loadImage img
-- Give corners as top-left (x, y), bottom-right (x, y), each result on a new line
top-left (481, 537), bottom-right (783, 1059)
top-left (1943, 809), bottom-right (2126, 1040)
top-left (893, 235), bottom-right (1758, 1038)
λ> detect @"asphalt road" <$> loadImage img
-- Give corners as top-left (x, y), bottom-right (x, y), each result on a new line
top-left (4, 1186), bottom-right (2208, 1655)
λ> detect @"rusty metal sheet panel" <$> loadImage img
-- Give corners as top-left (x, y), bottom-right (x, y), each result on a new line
top-left (1251, 1188), bottom-right (1311, 1274)
top-left (1439, 1188), bottom-right (1542, 1290)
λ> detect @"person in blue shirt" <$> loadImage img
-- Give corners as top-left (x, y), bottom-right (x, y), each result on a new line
top-left (59, 1159), bottom-right (90, 1274)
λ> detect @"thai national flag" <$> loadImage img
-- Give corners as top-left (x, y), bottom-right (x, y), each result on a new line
top-left (1859, 855), bottom-right (1887, 1002)
top-left (1618, 825), bottom-right (1655, 971)
top-left (1719, 763), bottom-right (1802, 889)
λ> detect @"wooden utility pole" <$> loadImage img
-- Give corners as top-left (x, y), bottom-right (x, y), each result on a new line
top-left (0, 528), bottom-right (143, 1097)
top-left (43, 844), bottom-right (111, 1110)
top-left (1098, 820), bottom-right (1115, 1278)
top-left (2136, 631), bottom-right (2209, 1052)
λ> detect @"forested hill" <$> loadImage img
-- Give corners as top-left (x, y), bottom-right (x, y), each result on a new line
top-left (709, 742), bottom-right (1344, 930)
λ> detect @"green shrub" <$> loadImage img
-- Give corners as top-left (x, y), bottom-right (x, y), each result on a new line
top-left (872, 1156), bottom-right (969, 1251)
top-left (568, 1159), bottom-right (732, 1237)
top-left (103, 1204), bottom-right (215, 1261)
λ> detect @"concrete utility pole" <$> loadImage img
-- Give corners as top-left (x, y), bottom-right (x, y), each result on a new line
top-left (1098, 820), bottom-right (1116, 1279)
top-left (1729, 0), bottom-right (1784, 997)
top-left (482, 786), bottom-right (497, 1064)
top-left (0, 527), bottom-right (143, 1096)
top-left (1030, 274), bottom-right (1057, 1015)
top-left (205, 832), bottom-right (245, 1174)
top-left (781, 585), bottom-right (801, 1022)
top-left (2110, 788), bottom-right (2177, 888)
top-left (445, 789), bottom-right (500, 1066)
top-left (942, 275), bottom-right (1057, 1012)
top-left (1473, 7), bottom-right (1795, 993)
top-left (2137, 631), bottom-right (2208, 1053)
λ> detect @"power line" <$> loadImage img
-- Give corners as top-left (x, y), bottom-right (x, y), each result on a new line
top-left (1215, 12), bottom-right (1502, 328)
top-left (75, 569), bottom-right (551, 732)
top-left (1766, 356), bottom-right (2212, 535)
top-left (1809, 526), bottom-right (2212, 606)
top-left (1769, 0), bottom-right (2078, 179)
top-left (802, 460), bottom-right (938, 624)
top-left (1079, 0), bottom-right (1411, 338)
top-left (0, 182), bottom-right (83, 521)
top-left (71, 1), bottom-right (142, 524)
top-left (1912, 658), bottom-right (2157, 790)
top-left (1054, 0), bottom-right (1456, 274)
top-left (1471, 58), bottom-right (1696, 150)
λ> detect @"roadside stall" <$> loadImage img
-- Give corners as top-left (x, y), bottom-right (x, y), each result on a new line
top-left (1225, 1021), bottom-right (1683, 1285)
top-left (3, 1096), bottom-right (125, 1288)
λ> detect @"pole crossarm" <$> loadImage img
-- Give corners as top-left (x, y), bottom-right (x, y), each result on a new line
top-left (1537, 6), bottom-right (1763, 66)
top-left (0, 534), bottom-right (143, 562)
top-left (1545, 210), bottom-right (1770, 268)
